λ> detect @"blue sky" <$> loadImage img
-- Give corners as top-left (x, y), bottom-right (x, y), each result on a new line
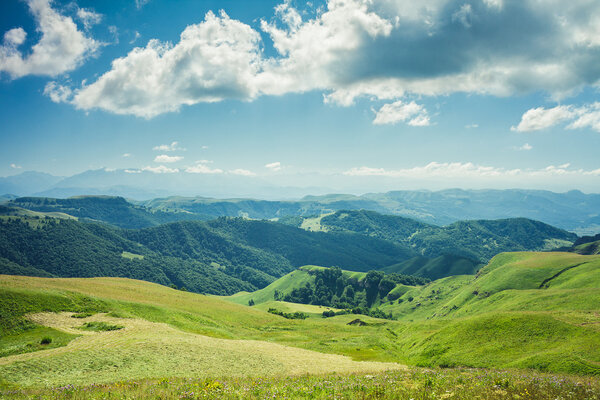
top-left (1, 0), bottom-right (600, 194)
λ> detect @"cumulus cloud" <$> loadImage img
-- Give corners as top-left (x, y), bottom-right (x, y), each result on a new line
top-left (373, 100), bottom-right (430, 126)
top-left (122, 153), bottom-right (131, 158)
top-left (230, 168), bottom-right (256, 176)
top-left (154, 154), bottom-right (183, 163)
top-left (10, 163), bottom-right (22, 169)
top-left (0, 0), bottom-right (100, 79)
top-left (512, 105), bottom-right (575, 132)
top-left (47, 0), bottom-right (600, 118)
top-left (514, 103), bottom-right (600, 132)
top-left (71, 10), bottom-right (262, 118)
top-left (141, 165), bottom-right (179, 174)
top-left (153, 141), bottom-right (184, 151)
top-left (265, 161), bottom-right (282, 171)
top-left (343, 161), bottom-right (600, 179)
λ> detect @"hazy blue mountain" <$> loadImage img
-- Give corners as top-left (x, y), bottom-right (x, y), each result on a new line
top-left (0, 171), bottom-right (62, 196)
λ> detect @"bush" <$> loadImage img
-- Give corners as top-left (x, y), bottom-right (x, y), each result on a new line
top-left (71, 312), bottom-right (93, 318)
top-left (40, 336), bottom-right (52, 345)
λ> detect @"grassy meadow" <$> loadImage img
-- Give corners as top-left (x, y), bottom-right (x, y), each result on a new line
top-left (0, 251), bottom-right (599, 396)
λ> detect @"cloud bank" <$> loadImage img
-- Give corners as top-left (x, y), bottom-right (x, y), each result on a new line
top-left (41, 0), bottom-right (600, 123)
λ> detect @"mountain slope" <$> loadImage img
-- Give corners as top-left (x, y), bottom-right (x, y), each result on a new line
top-left (9, 196), bottom-right (208, 229)
top-left (128, 218), bottom-right (417, 273)
top-left (316, 210), bottom-right (576, 262)
top-left (0, 218), bottom-right (254, 295)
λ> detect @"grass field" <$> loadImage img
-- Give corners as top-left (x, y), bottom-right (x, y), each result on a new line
top-left (1, 251), bottom-right (599, 391)
top-left (2, 368), bottom-right (599, 399)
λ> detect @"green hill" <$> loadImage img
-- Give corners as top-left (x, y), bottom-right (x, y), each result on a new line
top-left (382, 254), bottom-right (482, 280)
top-left (0, 215), bottom-right (418, 295)
top-left (317, 210), bottom-right (576, 262)
top-left (127, 218), bottom-right (417, 273)
top-left (9, 196), bottom-right (209, 229)
top-left (1, 250), bottom-right (599, 389)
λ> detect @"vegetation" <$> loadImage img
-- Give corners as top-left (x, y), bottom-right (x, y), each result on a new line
top-left (267, 308), bottom-right (308, 319)
top-left (9, 196), bottom-right (209, 229)
top-left (0, 217), bottom-right (254, 295)
top-left (2, 368), bottom-right (599, 399)
top-left (317, 210), bottom-right (577, 264)
top-left (0, 249), bottom-right (599, 391)
top-left (79, 321), bottom-right (124, 331)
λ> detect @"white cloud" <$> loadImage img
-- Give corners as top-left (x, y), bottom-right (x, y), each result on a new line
top-left (76, 8), bottom-right (102, 31)
top-left (514, 102), bottom-right (600, 132)
top-left (71, 10), bottom-right (262, 118)
top-left (10, 163), bottom-right (22, 169)
top-left (43, 0), bottom-right (600, 118)
top-left (0, 0), bottom-right (100, 79)
top-left (153, 141), bottom-right (184, 151)
top-left (230, 168), bottom-right (256, 176)
top-left (512, 105), bottom-right (575, 132)
top-left (154, 154), bottom-right (183, 163)
top-left (124, 169), bottom-right (141, 174)
top-left (122, 153), bottom-right (131, 158)
top-left (265, 161), bottom-right (282, 171)
top-left (185, 163), bottom-right (223, 174)
top-left (141, 165), bottom-right (179, 174)
top-left (465, 123), bottom-right (479, 129)
top-left (516, 143), bottom-right (533, 151)
top-left (373, 101), bottom-right (430, 126)
top-left (343, 161), bottom-right (599, 180)
top-left (44, 81), bottom-right (73, 103)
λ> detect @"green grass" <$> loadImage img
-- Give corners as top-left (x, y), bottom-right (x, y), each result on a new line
top-left (79, 321), bottom-right (124, 331)
top-left (121, 251), bottom-right (144, 260)
top-left (1, 251), bottom-right (599, 389)
top-left (2, 368), bottom-right (599, 399)
top-left (227, 268), bottom-right (315, 305)
top-left (0, 326), bottom-right (79, 358)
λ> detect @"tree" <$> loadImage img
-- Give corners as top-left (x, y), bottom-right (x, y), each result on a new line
top-left (248, 299), bottom-right (255, 306)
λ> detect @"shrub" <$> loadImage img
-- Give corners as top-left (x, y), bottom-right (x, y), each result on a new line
top-left (40, 336), bottom-right (52, 345)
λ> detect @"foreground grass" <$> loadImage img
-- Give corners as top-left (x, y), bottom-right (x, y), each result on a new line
top-left (2, 368), bottom-right (599, 399)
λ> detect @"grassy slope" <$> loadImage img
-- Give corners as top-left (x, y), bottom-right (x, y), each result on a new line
top-left (228, 265), bottom-right (367, 306)
top-left (1, 251), bottom-right (600, 389)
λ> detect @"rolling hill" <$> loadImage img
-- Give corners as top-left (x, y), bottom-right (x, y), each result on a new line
top-left (1, 250), bottom-right (598, 392)
top-left (0, 214), bottom-right (420, 293)
top-left (312, 210), bottom-right (577, 262)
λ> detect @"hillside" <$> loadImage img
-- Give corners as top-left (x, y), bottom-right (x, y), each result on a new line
top-left (382, 254), bottom-right (482, 280)
top-left (9, 196), bottom-right (208, 229)
top-left (225, 251), bottom-right (600, 374)
top-left (1, 250), bottom-right (599, 389)
top-left (0, 215), bottom-right (420, 294)
top-left (0, 217), bottom-right (254, 295)
top-left (315, 210), bottom-right (576, 262)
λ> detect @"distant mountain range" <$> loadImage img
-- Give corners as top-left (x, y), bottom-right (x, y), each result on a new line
top-left (2, 170), bottom-right (599, 234)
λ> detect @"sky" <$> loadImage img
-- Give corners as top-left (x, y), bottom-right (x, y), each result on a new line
top-left (1, 0), bottom-right (600, 195)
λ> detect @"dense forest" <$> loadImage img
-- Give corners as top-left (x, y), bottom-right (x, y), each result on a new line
top-left (280, 267), bottom-right (429, 318)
